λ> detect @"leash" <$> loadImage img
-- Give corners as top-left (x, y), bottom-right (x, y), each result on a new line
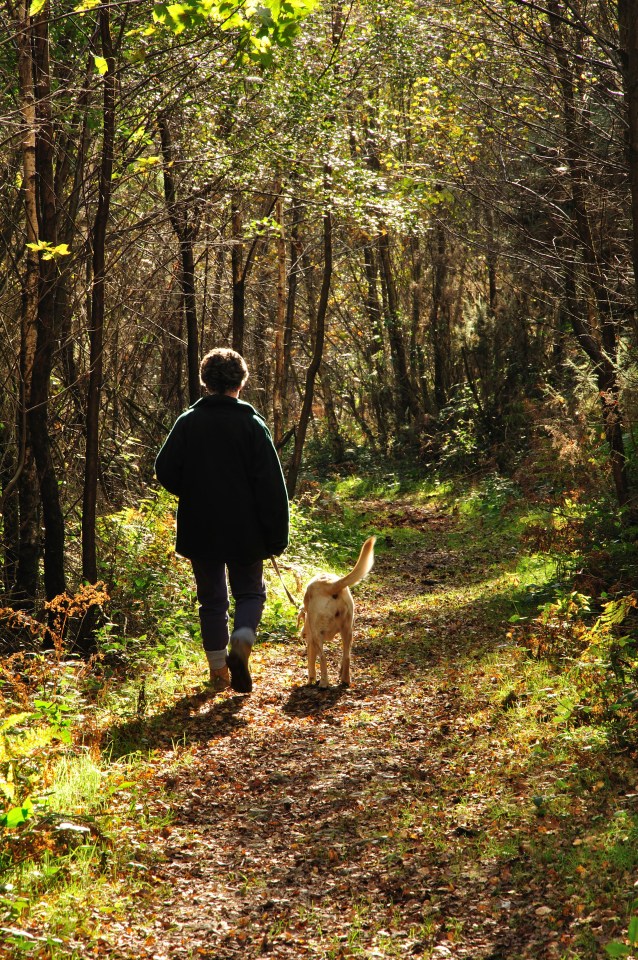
top-left (270, 555), bottom-right (298, 607)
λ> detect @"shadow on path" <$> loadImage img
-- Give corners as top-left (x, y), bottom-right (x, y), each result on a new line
top-left (106, 687), bottom-right (247, 757)
top-left (282, 683), bottom-right (348, 718)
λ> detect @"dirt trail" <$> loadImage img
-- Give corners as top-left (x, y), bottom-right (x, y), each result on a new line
top-left (106, 505), bottom-right (627, 960)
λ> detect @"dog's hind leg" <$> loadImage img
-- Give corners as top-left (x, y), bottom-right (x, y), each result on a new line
top-left (300, 608), bottom-right (315, 685)
top-left (339, 624), bottom-right (353, 686)
top-left (306, 631), bottom-right (317, 685)
top-left (317, 634), bottom-right (329, 688)
top-left (308, 648), bottom-right (317, 685)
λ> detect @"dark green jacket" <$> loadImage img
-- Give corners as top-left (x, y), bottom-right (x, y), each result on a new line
top-left (155, 395), bottom-right (289, 563)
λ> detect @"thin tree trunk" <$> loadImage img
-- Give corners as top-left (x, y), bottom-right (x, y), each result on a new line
top-left (56, 46), bottom-right (94, 425)
top-left (11, 0), bottom-right (40, 604)
top-left (320, 370), bottom-right (345, 461)
top-left (15, 452), bottom-right (39, 606)
top-left (231, 192), bottom-right (245, 353)
top-left (158, 112), bottom-right (200, 405)
top-left (286, 206), bottom-right (332, 498)
top-left (618, 0), bottom-right (638, 329)
top-left (485, 207), bottom-right (498, 317)
top-left (0, 424), bottom-right (19, 593)
top-left (272, 188), bottom-right (286, 444)
top-left (362, 242), bottom-right (390, 449)
top-left (430, 223), bottom-right (450, 413)
top-left (409, 235), bottom-right (434, 417)
top-left (283, 194), bottom-right (302, 413)
top-left (30, 2), bottom-right (66, 599)
top-left (208, 245), bottom-right (225, 341)
top-left (160, 278), bottom-right (186, 417)
top-left (181, 239), bottom-right (199, 404)
top-left (82, 6), bottom-right (115, 584)
top-left (378, 232), bottom-right (419, 424)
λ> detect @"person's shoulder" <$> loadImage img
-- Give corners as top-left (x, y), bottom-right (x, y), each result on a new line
top-left (236, 399), bottom-right (268, 426)
top-left (169, 406), bottom-right (195, 427)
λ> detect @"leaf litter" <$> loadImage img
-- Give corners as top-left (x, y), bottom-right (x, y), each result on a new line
top-left (4, 499), bottom-right (637, 959)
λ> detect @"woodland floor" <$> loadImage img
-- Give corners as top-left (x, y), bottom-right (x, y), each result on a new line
top-left (6, 494), bottom-right (637, 959)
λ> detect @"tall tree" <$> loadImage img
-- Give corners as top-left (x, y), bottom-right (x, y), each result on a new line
top-left (82, 4), bottom-right (116, 584)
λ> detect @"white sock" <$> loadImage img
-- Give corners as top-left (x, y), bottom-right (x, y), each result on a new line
top-left (205, 649), bottom-right (227, 671)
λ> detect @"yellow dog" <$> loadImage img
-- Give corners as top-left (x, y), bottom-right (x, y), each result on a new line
top-left (298, 537), bottom-right (375, 688)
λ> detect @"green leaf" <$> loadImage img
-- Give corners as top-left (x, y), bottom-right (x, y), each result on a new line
top-left (628, 916), bottom-right (638, 946)
top-left (107, 780), bottom-right (135, 796)
top-left (27, 240), bottom-right (71, 261)
top-left (0, 803), bottom-right (32, 829)
top-left (605, 943), bottom-right (631, 957)
top-left (29, 0), bottom-right (47, 15)
top-left (94, 55), bottom-right (108, 75)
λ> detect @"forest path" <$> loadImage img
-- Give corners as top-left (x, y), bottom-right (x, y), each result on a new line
top-left (107, 499), bottom-right (627, 960)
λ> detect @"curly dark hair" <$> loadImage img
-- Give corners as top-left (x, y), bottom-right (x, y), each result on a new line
top-left (200, 348), bottom-right (249, 394)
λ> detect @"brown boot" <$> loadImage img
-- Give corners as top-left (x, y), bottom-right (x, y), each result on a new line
top-left (205, 650), bottom-right (230, 690)
top-left (207, 665), bottom-right (230, 691)
top-left (226, 628), bottom-right (255, 693)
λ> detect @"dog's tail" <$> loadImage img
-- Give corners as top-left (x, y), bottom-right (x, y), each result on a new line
top-left (319, 536), bottom-right (376, 594)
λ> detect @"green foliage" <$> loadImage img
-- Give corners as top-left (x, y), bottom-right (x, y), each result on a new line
top-left (148, 0), bottom-right (316, 64)
top-left (25, 240), bottom-right (71, 261)
top-left (0, 699), bottom-right (75, 830)
top-left (510, 575), bottom-right (638, 742)
top-left (606, 906), bottom-right (638, 956)
top-left (437, 385), bottom-right (482, 470)
top-left (93, 55), bottom-right (108, 75)
top-left (97, 492), bottom-right (195, 651)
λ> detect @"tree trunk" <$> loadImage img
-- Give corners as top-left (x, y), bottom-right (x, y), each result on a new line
top-left (30, 2), bottom-right (66, 599)
top-left (12, 0), bottom-right (40, 605)
top-left (618, 0), bottom-right (638, 328)
top-left (181, 238), bottom-right (199, 405)
top-left (362, 242), bottom-right (390, 449)
top-left (0, 422), bottom-right (19, 594)
top-left (231, 192), bottom-right (245, 353)
top-left (15, 452), bottom-right (39, 607)
top-left (208, 245), bottom-right (225, 343)
top-left (430, 223), bottom-right (450, 413)
top-left (158, 112), bottom-right (200, 405)
top-left (272, 188), bottom-right (286, 444)
top-left (378, 232), bottom-right (419, 425)
top-left (286, 207), bottom-right (332, 498)
top-left (160, 277), bottom-right (186, 417)
top-left (320, 370), bottom-right (345, 462)
top-left (56, 47), bottom-right (94, 425)
top-left (82, 6), bottom-right (115, 584)
top-left (283, 194), bottom-right (302, 411)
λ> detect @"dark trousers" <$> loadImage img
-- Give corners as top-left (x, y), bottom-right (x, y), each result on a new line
top-left (191, 559), bottom-right (266, 652)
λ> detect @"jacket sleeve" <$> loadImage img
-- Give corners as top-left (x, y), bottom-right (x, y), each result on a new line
top-left (251, 418), bottom-right (290, 556)
top-left (155, 415), bottom-right (187, 496)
